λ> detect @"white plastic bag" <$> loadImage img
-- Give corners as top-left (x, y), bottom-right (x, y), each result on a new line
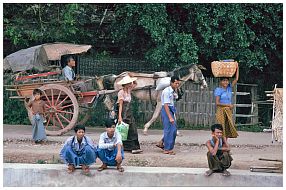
top-left (155, 77), bottom-right (171, 90)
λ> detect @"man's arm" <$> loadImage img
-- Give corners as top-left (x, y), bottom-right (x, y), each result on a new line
top-left (115, 131), bottom-right (123, 145)
top-left (115, 132), bottom-right (123, 162)
top-left (220, 137), bottom-right (230, 152)
top-left (98, 134), bottom-right (114, 149)
top-left (161, 88), bottom-right (174, 124)
top-left (206, 139), bottom-right (219, 156)
top-left (115, 143), bottom-right (123, 163)
top-left (164, 103), bottom-right (174, 124)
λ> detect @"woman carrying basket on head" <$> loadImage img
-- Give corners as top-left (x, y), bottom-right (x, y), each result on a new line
top-left (214, 63), bottom-right (239, 141)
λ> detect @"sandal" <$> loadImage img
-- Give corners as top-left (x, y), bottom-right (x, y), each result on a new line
top-left (205, 170), bottom-right (214, 176)
top-left (97, 164), bottom-right (107, 172)
top-left (222, 170), bottom-right (231, 176)
top-left (117, 166), bottom-right (124, 172)
top-left (67, 164), bottom-right (75, 174)
top-left (163, 150), bottom-right (176, 155)
top-left (163, 150), bottom-right (169, 154)
top-left (155, 142), bottom-right (164, 150)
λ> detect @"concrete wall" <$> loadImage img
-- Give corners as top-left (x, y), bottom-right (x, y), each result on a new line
top-left (3, 163), bottom-right (283, 187)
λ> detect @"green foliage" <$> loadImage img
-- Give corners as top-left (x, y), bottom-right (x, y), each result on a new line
top-left (111, 4), bottom-right (200, 67)
top-left (4, 3), bottom-right (282, 74)
top-left (172, 32), bottom-right (198, 63)
top-left (111, 3), bottom-right (282, 74)
top-left (3, 98), bottom-right (30, 125)
top-left (3, 76), bottom-right (30, 125)
top-left (95, 50), bottom-right (111, 61)
top-left (3, 4), bottom-right (110, 51)
top-left (3, 96), bottom-right (30, 125)
top-left (138, 4), bottom-right (168, 43)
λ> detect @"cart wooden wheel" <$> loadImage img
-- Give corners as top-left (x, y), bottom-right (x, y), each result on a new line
top-left (26, 84), bottom-right (79, 136)
top-left (61, 106), bottom-right (91, 125)
top-left (77, 106), bottom-right (91, 125)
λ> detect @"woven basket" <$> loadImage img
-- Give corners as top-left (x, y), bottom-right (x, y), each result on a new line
top-left (211, 60), bottom-right (238, 77)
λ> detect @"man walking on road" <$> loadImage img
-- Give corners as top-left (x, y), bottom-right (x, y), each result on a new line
top-left (160, 76), bottom-right (180, 155)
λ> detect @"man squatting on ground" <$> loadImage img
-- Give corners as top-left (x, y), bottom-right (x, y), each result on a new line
top-left (205, 124), bottom-right (233, 176)
top-left (97, 119), bottom-right (125, 172)
top-left (60, 125), bottom-right (97, 175)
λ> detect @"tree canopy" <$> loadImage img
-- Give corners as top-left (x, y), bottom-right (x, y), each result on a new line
top-left (4, 3), bottom-right (283, 87)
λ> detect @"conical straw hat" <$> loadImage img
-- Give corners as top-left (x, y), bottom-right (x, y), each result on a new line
top-left (117, 75), bottom-right (137, 85)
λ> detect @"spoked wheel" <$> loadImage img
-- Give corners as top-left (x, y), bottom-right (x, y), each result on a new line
top-left (27, 84), bottom-right (79, 136)
top-left (77, 106), bottom-right (91, 125)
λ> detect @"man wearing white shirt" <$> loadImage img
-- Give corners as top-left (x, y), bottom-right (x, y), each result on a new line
top-left (160, 76), bottom-right (180, 155)
top-left (61, 56), bottom-right (87, 91)
top-left (97, 119), bottom-right (124, 172)
top-left (59, 125), bottom-right (97, 175)
top-left (62, 56), bottom-right (76, 81)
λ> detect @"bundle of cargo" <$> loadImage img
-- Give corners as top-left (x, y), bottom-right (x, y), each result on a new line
top-left (211, 59), bottom-right (238, 77)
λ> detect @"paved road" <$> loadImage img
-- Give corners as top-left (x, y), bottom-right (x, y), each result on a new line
top-left (3, 124), bottom-right (283, 170)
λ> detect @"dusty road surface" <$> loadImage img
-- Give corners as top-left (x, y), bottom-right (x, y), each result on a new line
top-left (3, 124), bottom-right (283, 170)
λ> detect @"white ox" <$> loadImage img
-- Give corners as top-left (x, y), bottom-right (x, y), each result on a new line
top-left (96, 64), bottom-right (208, 135)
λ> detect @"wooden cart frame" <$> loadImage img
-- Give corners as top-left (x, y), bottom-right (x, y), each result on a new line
top-left (5, 71), bottom-right (115, 136)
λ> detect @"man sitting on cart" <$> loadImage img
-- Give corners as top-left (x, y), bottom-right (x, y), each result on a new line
top-left (62, 55), bottom-right (77, 81)
top-left (61, 55), bottom-right (87, 92)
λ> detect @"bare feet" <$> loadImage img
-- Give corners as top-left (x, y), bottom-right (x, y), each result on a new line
top-left (116, 164), bottom-right (124, 172)
top-left (67, 164), bottom-right (75, 174)
top-left (222, 170), bottom-right (231, 176)
top-left (205, 169), bottom-right (214, 176)
top-left (81, 165), bottom-right (92, 176)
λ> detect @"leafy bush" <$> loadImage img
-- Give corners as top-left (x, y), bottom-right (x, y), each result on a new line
top-left (3, 75), bottom-right (30, 125)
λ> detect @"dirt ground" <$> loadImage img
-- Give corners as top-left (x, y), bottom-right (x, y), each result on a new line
top-left (3, 124), bottom-right (283, 170)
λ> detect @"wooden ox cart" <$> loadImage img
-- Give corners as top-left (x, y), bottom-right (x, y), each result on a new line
top-left (4, 43), bottom-right (115, 136)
